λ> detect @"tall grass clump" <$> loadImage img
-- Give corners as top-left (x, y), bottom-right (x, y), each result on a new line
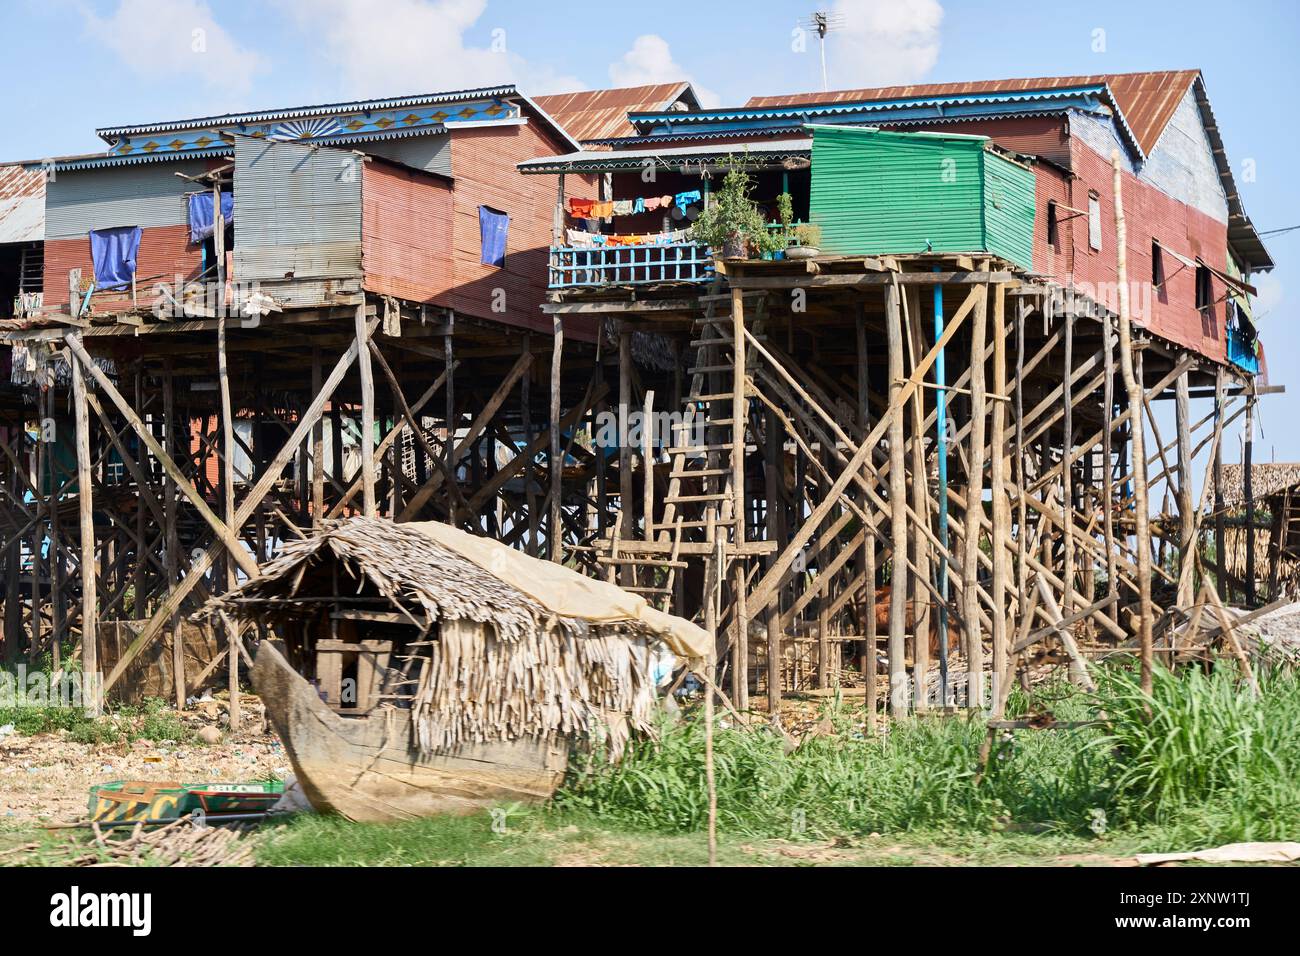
top-left (1095, 662), bottom-right (1300, 842)
top-left (555, 687), bottom-right (1111, 839)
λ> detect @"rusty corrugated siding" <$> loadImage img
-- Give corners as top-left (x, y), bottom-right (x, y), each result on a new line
top-left (446, 122), bottom-right (598, 339)
top-left (534, 83), bottom-right (694, 143)
top-left (43, 224), bottom-right (201, 314)
top-left (361, 158), bottom-right (454, 302)
top-left (0, 164), bottom-right (45, 243)
top-left (745, 71), bottom-right (1198, 155)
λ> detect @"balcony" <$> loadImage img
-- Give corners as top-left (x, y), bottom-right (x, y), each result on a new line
top-left (1226, 322), bottom-right (1260, 374)
top-left (548, 241), bottom-right (714, 289)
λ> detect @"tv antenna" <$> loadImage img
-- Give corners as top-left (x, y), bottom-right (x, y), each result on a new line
top-left (801, 10), bottom-right (845, 92)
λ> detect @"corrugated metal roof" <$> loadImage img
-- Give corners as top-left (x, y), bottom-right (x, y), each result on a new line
top-left (0, 164), bottom-right (45, 243)
top-left (97, 85), bottom-right (523, 139)
top-left (533, 83), bottom-right (698, 143)
top-left (518, 137), bottom-right (812, 174)
top-left (745, 71), bottom-right (1199, 156)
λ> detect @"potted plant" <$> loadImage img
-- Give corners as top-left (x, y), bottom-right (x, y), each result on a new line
top-left (786, 222), bottom-right (822, 260)
top-left (690, 156), bottom-right (771, 260)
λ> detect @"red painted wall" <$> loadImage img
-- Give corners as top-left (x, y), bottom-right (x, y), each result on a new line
top-left (43, 224), bottom-right (203, 316)
top-left (446, 122), bottom-right (598, 339)
top-left (361, 158), bottom-right (455, 303)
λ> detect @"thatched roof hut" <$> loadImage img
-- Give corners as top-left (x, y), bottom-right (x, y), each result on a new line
top-left (202, 517), bottom-right (709, 756)
top-left (1217, 462), bottom-right (1300, 509)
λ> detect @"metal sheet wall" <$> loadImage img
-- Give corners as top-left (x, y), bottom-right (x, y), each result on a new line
top-left (810, 126), bottom-right (986, 258)
top-left (363, 134), bottom-right (452, 178)
top-left (361, 158), bottom-right (454, 302)
top-left (233, 137), bottom-right (362, 284)
top-left (982, 152), bottom-right (1037, 270)
top-left (44, 160), bottom-right (211, 239)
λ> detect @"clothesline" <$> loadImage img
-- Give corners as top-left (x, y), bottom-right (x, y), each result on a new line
top-left (568, 190), bottom-right (702, 220)
top-left (564, 227), bottom-right (693, 248)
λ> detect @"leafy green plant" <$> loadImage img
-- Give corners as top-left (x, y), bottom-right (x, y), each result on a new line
top-left (690, 156), bottom-right (773, 258)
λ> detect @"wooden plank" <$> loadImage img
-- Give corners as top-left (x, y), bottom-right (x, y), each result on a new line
top-left (69, 337), bottom-right (100, 715)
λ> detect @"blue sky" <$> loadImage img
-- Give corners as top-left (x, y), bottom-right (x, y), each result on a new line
top-left (2, 0), bottom-right (1297, 461)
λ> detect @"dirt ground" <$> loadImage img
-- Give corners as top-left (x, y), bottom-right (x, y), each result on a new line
top-left (0, 723), bottom-right (285, 827)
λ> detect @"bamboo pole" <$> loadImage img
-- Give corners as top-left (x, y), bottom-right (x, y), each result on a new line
top-left (989, 283), bottom-right (1010, 707)
top-left (731, 285), bottom-right (748, 710)
top-left (1112, 151), bottom-right (1154, 695)
top-left (963, 283), bottom-right (988, 707)
top-left (70, 338), bottom-right (100, 715)
top-left (856, 304), bottom-right (877, 730)
top-left (885, 282), bottom-right (909, 717)
top-left (550, 314), bottom-right (564, 562)
top-left (1175, 372), bottom-right (1195, 606)
top-left (217, 309), bottom-right (240, 731)
top-left (355, 303), bottom-right (377, 517)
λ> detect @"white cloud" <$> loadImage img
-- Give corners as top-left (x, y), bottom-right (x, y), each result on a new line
top-left (608, 34), bottom-right (720, 108)
top-left (275, 0), bottom-right (585, 98)
top-left (81, 0), bottom-right (266, 93)
top-left (823, 0), bottom-right (945, 89)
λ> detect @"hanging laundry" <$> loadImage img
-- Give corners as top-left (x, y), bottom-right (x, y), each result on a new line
top-left (478, 206), bottom-right (509, 267)
top-left (612, 199), bottom-right (633, 216)
top-left (568, 197), bottom-right (594, 218)
top-left (592, 200), bottom-right (614, 219)
top-left (661, 195), bottom-right (673, 209)
top-left (632, 197), bottom-right (646, 214)
top-left (675, 190), bottom-right (702, 211)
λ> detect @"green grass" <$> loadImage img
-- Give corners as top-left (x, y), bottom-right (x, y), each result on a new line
top-left (249, 662), bottom-right (1300, 866)
top-left (0, 696), bottom-right (196, 746)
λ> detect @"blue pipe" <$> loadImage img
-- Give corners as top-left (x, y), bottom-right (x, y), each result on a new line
top-left (934, 267), bottom-right (950, 706)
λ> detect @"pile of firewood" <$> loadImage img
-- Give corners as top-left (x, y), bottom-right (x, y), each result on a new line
top-left (0, 817), bottom-right (256, 867)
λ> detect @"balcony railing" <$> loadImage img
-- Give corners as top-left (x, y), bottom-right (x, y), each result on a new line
top-left (1226, 322), bottom-right (1260, 374)
top-left (549, 241), bottom-right (713, 289)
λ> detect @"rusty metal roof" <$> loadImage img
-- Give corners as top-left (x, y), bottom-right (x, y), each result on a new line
top-left (0, 163), bottom-right (45, 243)
top-left (745, 70), bottom-right (1199, 155)
top-left (534, 83), bottom-right (699, 143)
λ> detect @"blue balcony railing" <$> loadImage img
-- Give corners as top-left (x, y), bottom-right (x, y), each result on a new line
top-left (549, 241), bottom-right (714, 289)
top-left (1226, 323), bottom-right (1260, 374)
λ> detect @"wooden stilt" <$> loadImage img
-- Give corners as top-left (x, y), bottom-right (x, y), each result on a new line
top-left (550, 314), bottom-right (564, 562)
top-left (885, 282), bottom-right (909, 717)
top-left (70, 336), bottom-right (100, 715)
top-left (963, 283), bottom-right (989, 708)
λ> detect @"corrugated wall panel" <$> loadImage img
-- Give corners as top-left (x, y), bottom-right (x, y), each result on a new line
top-left (982, 152), bottom-right (1036, 269)
top-left (363, 133), bottom-right (452, 178)
top-left (447, 122), bottom-right (599, 339)
top-left (45, 161), bottom-right (211, 239)
top-left (43, 224), bottom-right (201, 314)
top-left (361, 158), bottom-right (454, 302)
top-left (810, 126), bottom-right (986, 257)
top-left (233, 137), bottom-right (361, 284)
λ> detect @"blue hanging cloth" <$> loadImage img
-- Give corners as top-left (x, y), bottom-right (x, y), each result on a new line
top-left (187, 192), bottom-right (234, 244)
top-left (479, 206), bottom-right (508, 267)
top-left (89, 226), bottom-right (142, 290)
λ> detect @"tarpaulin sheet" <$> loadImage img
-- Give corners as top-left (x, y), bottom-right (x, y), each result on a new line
top-left (89, 226), bottom-right (142, 291)
top-left (408, 521), bottom-right (712, 660)
top-left (187, 191), bottom-right (234, 244)
top-left (478, 206), bottom-right (508, 267)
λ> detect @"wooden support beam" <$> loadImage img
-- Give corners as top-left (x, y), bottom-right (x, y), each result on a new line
top-left (69, 336), bottom-right (100, 715)
top-left (885, 281), bottom-right (909, 717)
top-left (550, 315), bottom-right (564, 562)
top-left (101, 325), bottom-right (372, 695)
top-left (963, 283), bottom-right (988, 707)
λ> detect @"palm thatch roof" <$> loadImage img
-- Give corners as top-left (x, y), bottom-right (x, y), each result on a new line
top-left (201, 517), bottom-right (707, 755)
top-left (1218, 463), bottom-right (1300, 508)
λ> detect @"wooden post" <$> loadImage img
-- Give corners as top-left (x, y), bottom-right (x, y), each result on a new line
top-left (1102, 315), bottom-right (1117, 597)
top-left (1062, 309), bottom-right (1076, 617)
top-left (1244, 396), bottom-right (1256, 606)
top-left (355, 302), bottom-right (376, 517)
top-left (70, 337), bottom-right (100, 715)
top-left (618, 324), bottom-right (633, 558)
top-left (217, 311), bottom-right (240, 731)
top-left (164, 360), bottom-right (184, 708)
top-left (989, 283), bottom-right (1010, 709)
top-left (905, 287), bottom-right (931, 710)
top-left (1174, 371), bottom-right (1195, 607)
top-left (856, 303), bottom-right (877, 730)
top-left (311, 347), bottom-right (324, 525)
top-left (731, 285), bottom-right (748, 709)
top-left (885, 282), bottom-right (909, 717)
top-left (1112, 151), bottom-right (1154, 695)
top-left (444, 319), bottom-right (456, 525)
top-left (1213, 369), bottom-right (1227, 600)
top-left (764, 406), bottom-right (784, 712)
top-left (550, 314), bottom-right (564, 562)
top-left (963, 284), bottom-right (988, 708)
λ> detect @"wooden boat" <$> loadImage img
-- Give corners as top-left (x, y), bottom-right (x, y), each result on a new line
top-left (206, 517), bottom-right (710, 823)
top-left (253, 640), bottom-right (568, 823)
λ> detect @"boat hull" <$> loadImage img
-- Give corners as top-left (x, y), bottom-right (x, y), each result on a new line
top-left (252, 641), bottom-right (569, 822)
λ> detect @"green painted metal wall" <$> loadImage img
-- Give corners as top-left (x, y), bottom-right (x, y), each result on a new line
top-left (808, 126), bottom-right (1035, 269)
